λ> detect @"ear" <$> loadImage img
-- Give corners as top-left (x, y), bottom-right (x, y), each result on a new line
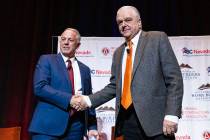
top-left (138, 20), bottom-right (142, 28)
top-left (76, 42), bottom-right (81, 49)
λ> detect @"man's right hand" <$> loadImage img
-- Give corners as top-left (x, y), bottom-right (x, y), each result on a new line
top-left (70, 95), bottom-right (89, 111)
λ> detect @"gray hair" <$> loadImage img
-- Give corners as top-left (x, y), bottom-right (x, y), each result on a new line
top-left (117, 6), bottom-right (141, 21)
top-left (62, 28), bottom-right (81, 42)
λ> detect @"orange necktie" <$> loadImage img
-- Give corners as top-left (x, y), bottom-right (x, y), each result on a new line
top-left (121, 41), bottom-right (133, 109)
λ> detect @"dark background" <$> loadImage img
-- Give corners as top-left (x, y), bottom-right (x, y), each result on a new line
top-left (0, 0), bottom-right (210, 139)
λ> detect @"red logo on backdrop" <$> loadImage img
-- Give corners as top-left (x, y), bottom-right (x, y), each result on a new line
top-left (76, 50), bottom-right (91, 55)
top-left (102, 47), bottom-right (110, 56)
top-left (203, 131), bottom-right (210, 140)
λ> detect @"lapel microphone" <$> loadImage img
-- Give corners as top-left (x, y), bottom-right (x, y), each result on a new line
top-left (126, 48), bottom-right (130, 54)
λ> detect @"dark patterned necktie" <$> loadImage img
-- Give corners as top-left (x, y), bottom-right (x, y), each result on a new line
top-left (67, 59), bottom-right (75, 116)
top-left (67, 59), bottom-right (75, 95)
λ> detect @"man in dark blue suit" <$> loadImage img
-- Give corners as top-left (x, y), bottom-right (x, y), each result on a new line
top-left (29, 28), bottom-right (98, 140)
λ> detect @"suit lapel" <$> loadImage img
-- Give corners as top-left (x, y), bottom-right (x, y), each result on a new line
top-left (115, 44), bottom-right (126, 93)
top-left (57, 55), bottom-right (85, 94)
top-left (77, 60), bottom-right (86, 95)
top-left (132, 31), bottom-right (147, 80)
top-left (56, 53), bottom-right (72, 89)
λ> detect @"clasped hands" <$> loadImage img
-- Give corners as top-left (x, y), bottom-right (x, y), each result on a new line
top-left (70, 94), bottom-right (89, 111)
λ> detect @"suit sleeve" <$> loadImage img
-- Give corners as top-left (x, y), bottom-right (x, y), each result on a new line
top-left (33, 55), bottom-right (71, 111)
top-left (89, 50), bottom-right (117, 108)
top-left (159, 32), bottom-right (183, 118)
top-left (85, 67), bottom-right (97, 130)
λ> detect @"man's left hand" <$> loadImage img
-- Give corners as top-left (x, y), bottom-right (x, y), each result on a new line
top-left (88, 130), bottom-right (99, 140)
top-left (163, 119), bottom-right (178, 136)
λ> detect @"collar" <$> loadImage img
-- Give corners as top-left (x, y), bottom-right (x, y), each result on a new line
top-left (60, 53), bottom-right (76, 63)
top-left (130, 30), bottom-right (142, 47)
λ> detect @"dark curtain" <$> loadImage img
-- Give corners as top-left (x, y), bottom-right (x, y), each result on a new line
top-left (0, 0), bottom-right (210, 139)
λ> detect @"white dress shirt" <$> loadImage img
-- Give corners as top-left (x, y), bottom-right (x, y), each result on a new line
top-left (61, 53), bottom-right (82, 93)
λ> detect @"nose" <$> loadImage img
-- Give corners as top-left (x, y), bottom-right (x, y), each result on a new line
top-left (121, 21), bottom-right (127, 27)
top-left (121, 21), bottom-right (128, 30)
top-left (64, 39), bottom-right (69, 44)
top-left (121, 22), bottom-right (128, 31)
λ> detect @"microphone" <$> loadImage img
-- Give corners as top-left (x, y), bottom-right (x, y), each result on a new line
top-left (126, 48), bottom-right (130, 54)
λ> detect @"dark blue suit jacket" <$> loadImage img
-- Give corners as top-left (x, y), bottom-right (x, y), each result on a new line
top-left (29, 53), bottom-right (97, 136)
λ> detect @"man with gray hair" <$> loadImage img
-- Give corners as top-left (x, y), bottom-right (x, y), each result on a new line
top-left (29, 28), bottom-right (99, 140)
top-left (72, 6), bottom-right (183, 140)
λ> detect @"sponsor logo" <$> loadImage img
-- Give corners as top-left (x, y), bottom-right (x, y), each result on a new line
top-left (180, 63), bottom-right (200, 80)
top-left (203, 131), bottom-right (210, 140)
top-left (102, 47), bottom-right (110, 56)
top-left (180, 63), bottom-right (192, 69)
top-left (198, 83), bottom-right (210, 90)
top-left (96, 112), bottom-right (115, 124)
top-left (100, 47), bottom-right (116, 57)
top-left (182, 47), bottom-right (193, 54)
top-left (97, 106), bottom-right (115, 112)
top-left (191, 83), bottom-right (210, 101)
top-left (96, 112), bottom-right (115, 134)
top-left (91, 69), bottom-right (111, 77)
top-left (76, 50), bottom-right (93, 57)
top-left (182, 47), bottom-right (210, 56)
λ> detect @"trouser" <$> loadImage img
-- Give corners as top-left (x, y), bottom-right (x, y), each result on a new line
top-left (117, 105), bottom-right (175, 140)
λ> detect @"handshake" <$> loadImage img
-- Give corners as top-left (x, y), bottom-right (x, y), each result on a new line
top-left (70, 92), bottom-right (100, 140)
top-left (70, 94), bottom-right (90, 111)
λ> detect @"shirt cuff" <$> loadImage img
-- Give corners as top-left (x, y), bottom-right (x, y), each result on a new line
top-left (83, 95), bottom-right (92, 107)
top-left (164, 115), bottom-right (179, 123)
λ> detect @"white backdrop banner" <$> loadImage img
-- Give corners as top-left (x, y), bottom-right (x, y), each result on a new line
top-left (169, 36), bottom-right (210, 140)
top-left (57, 36), bottom-right (210, 140)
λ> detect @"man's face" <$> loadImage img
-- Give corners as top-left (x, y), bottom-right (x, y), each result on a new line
top-left (59, 29), bottom-right (80, 58)
top-left (116, 7), bottom-right (141, 41)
